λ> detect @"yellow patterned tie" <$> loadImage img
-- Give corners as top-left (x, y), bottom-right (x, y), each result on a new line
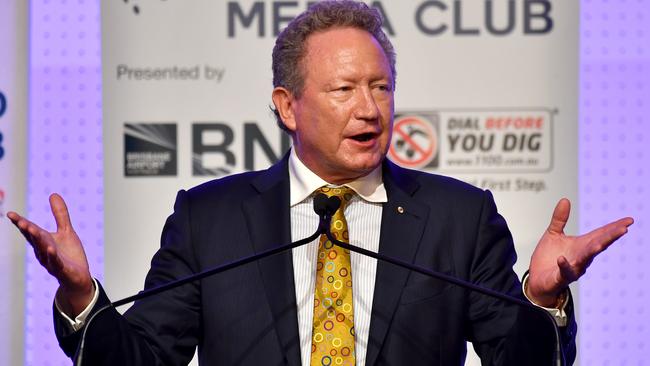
top-left (311, 186), bottom-right (356, 366)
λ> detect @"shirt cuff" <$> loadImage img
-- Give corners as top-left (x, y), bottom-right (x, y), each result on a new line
top-left (54, 278), bottom-right (100, 332)
top-left (522, 274), bottom-right (569, 327)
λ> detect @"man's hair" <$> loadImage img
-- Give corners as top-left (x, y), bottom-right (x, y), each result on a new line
top-left (271, 0), bottom-right (396, 131)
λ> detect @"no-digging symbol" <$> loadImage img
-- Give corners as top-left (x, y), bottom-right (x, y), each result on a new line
top-left (388, 116), bottom-right (438, 169)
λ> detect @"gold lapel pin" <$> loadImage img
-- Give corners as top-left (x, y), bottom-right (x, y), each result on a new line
top-left (397, 206), bottom-right (404, 214)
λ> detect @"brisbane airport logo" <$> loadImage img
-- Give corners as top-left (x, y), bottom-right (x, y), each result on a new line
top-left (0, 89), bottom-right (7, 161)
top-left (124, 123), bottom-right (178, 176)
top-left (388, 109), bottom-right (555, 174)
top-left (123, 122), bottom-right (291, 177)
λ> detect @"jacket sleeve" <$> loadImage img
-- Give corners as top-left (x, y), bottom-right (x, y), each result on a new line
top-left (468, 190), bottom-right (577, 365)
top-left (53, 189), bottom-right (201, 366)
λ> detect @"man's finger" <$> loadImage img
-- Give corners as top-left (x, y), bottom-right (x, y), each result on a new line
top-left (13, 216), bottom-right (51, 255)
top-left (8, 209), bottom-right (69, 279)
top-left (6, 211), bottom-right (25, 227)
top-left (27, 225), bottom-right (49, 251)
top-left (557, 255), bottom-right (579, 284)
top-left (547, 198), bottom-right (571, 234)
top-left (589, 220), bottom-right (632, 254)
top-left (49, 193), bottom-right (73, 232)
top-left (580, 217), bottom-right (634, 250)
top-left (7, 212), bottom-right (32, 237)
top-left (28, 229), bottom-right (57, 267)
top-left (13, 217), bottom-right (37, 244)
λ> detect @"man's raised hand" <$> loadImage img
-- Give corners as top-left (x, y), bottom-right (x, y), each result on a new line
top-left (527, 198), bottom-right (634, 307)
top-left (7, 193), bottom-right (94, 317)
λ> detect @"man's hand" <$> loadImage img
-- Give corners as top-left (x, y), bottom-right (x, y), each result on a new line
top-left (7, 193), bottom-right (94, 317)
top-left (527, 198), bottom-right (634, 307)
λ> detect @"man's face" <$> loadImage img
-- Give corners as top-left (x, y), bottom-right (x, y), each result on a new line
top-left (281, 27), bottom-right (394, 184)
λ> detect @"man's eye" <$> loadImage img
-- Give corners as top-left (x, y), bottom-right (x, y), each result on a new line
top-left (337, 86), bottom-right (352, 92)
top-left (375, 84), bottom-right (391, 92)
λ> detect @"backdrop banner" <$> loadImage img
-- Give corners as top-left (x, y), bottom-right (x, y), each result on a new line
top-left (103, 1), bottom-right (578, 364)
top-left (0, 0), bottom-right (27, 364)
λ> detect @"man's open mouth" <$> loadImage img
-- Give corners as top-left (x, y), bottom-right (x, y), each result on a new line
top-left (350, 132), bottom-right (376, 142)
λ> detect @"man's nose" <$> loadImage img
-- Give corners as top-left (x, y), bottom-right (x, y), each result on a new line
top-left (353, 87), bottom-right (379, 121)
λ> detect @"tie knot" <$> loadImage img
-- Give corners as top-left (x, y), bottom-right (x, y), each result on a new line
top-left (316, 186), bottom-right (355, 211)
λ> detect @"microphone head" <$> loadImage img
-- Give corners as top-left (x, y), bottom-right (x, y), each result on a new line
top-left (313, 193), bottom-right (330, 217)
top-left (313, 193), bottom-right (342, 218)
top-left (326, 196), bottom-right (341, 216)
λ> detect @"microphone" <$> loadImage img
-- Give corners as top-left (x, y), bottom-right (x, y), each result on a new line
top-left (313, 192), bottom-right (341, 231)
top-left (312, 193), bottom-right (566, 366)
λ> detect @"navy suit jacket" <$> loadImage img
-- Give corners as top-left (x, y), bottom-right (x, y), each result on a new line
top-left (55, 157), bottom-right (576, 365)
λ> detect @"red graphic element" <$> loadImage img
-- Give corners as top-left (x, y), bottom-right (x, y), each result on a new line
top-left (388, 116), bottom-right (437, 168)
top-left (0, 189), bottom-right (5, 217)
top-left (485, 116), bottom-right (544, 129)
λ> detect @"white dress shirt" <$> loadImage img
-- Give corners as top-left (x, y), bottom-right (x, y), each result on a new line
top-left (288, 149), bottom-right (386, 366)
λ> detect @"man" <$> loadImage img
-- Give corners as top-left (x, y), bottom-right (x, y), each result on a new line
top-left (8, 1), bottom-right (633, 365)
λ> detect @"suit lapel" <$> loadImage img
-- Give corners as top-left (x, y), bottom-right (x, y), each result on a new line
top-left (242, 158), bottom-right (431, 366)
top-left (242, 157), bottom-right (301, 366)
top-left (366, 161), bottom-right (430, 366)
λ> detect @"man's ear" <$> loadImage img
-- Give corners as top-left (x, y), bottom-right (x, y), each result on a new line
top-left (272, 87), bottom-right (297, 132)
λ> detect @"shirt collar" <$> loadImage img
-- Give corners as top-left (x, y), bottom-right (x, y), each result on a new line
top-left (288, 148), bottom-right (388, 206)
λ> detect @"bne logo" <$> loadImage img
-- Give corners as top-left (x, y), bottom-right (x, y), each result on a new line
top-left (193, 122), bottom-right (291, 176)
top-left (0, 90), bottom-right (7, 160)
